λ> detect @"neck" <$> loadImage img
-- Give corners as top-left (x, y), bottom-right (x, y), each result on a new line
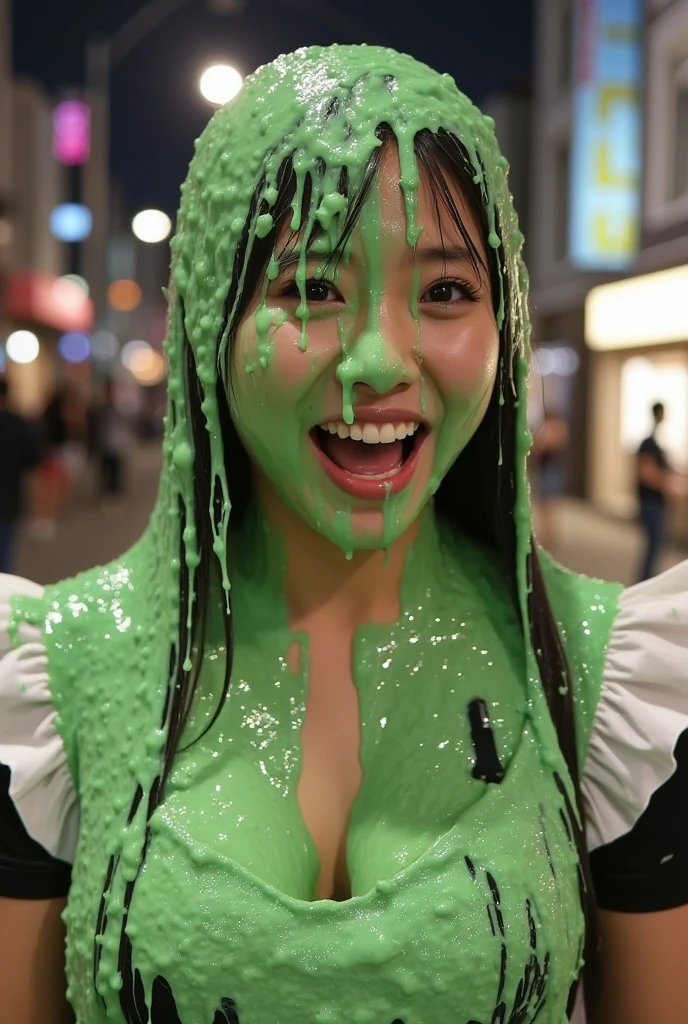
top-left (239, 473), bottom-right (437, 630)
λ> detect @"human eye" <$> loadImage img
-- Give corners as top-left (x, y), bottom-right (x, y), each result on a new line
top-left (421, 279), bottom-right (480, 306)
top-left (279, 278), bottom-right (343, 303)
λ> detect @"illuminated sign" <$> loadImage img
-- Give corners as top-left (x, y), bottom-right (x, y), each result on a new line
top-left (50, 203), bottom-right (92, 243)
top-left (569, 0), bottom-right (643, 269)
top-left (6, 272), bottom-right (94, 332)
top-left (586, 264), bottom-right (688, 349)
top-left (53, 101), bottom-right (91, 166)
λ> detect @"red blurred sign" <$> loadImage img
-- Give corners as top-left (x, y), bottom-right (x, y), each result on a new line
top-left (53, 101), bottom-right (91, 166)
top-left (5, 272), bottom-right (94, 332)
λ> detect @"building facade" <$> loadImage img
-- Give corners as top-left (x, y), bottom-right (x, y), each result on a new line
top-left (529, 0), bottom-right (621, 499)
top-left (0, 55), bottom-right (93, 413)
top-left (585, 0), bottom-right (688, 539)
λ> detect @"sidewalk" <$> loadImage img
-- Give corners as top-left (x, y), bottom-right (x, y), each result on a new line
top-left (550, 501), bottom-right (684, 586)
top-left (12, 447), bottom-right (685, 588)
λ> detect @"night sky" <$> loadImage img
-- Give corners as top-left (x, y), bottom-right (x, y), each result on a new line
top-left (12, 0), bottom-right (532, 218)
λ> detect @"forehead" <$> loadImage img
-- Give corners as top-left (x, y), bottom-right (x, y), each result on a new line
top-left (376, 143), bottom-right (485, 250)
top-left (273, 139), bottom-right (487, 263)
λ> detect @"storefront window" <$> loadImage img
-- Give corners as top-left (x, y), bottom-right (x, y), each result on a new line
top-left (620, 356), bottom-right (688, 470)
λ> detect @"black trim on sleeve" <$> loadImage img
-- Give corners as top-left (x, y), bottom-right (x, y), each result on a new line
top-left (590, 727), bottom-right (688, 913)
top-left (0, 763), bottom-right (71, 900)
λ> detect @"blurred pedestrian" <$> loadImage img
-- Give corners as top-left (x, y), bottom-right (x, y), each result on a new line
top-left (530, 407), bottom-right (569, 551)
top-left (636, 401), bottom-right (684, 581)
top-left (89, 377), bottom-right (130, 508)
top-left (29, 384), bottom-right (88, 540)
top-left (0, 377), bottom-right (42, 572)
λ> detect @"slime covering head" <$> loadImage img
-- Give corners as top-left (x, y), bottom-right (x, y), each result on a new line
top-left (165, 43), bottom-right (530, 576)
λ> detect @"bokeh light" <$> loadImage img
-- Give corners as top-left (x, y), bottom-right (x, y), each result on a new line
top-left (131, 209), bottom-right (171, 244)
top-left (60, 274), bottom-right (90, 295)
top-left (6, 330), bottom-right (40, 364)
top-left (121, 339), bottom-right (151, 370)
top-left (50, 203), bottom-right (93, 242)
top-left (58, 332), bottom-right (91, 364)
top-left (91, 330), bottom-right (119, 362)
top-left (130, 347), bottom-right (167, 386)
top-left (199, 64), bottom-right (243, 105)
top-left (107, 279), bottom-right (142, 312)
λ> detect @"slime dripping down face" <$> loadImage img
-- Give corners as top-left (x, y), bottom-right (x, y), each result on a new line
top-left (230, 142), bottom-right (500, 553)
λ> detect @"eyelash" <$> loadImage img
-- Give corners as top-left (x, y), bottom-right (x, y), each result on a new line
top-left (421, 278), bottom-right (480, 304)
top-left (278, 279), bottom-right (342, 302)
top-left (277, 277), bottom-right (480, 304)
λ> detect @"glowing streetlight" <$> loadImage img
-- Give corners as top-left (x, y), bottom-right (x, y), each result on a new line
top-left (199, 64), bottom-right (243, 105)
top-left (132, 209), bottom-right (172, 244)
top-left (6, 330), bottom-right (40, 364)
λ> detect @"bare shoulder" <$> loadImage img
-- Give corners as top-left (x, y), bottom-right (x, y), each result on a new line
top-left (0, 896), bottom-right (73, 1023)
top-left (592, 905), bottom-right (688, 1024)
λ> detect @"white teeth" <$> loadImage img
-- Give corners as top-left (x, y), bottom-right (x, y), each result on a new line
top-left (318, 421), bottom-right (421, 444)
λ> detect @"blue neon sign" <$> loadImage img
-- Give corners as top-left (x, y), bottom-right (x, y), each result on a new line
top-left (50, 203), bottom-right (93, 243)
top-left (569, 0), bottom-right (643, 270)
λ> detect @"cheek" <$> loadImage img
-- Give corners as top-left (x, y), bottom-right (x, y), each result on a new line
top-left (424, 317), bottom-right (499, 401)
top-left (234, 320), bottom-right (320, 397)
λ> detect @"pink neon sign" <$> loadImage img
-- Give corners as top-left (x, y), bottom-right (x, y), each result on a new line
top-left (53, 101), bottom-right (91, 166)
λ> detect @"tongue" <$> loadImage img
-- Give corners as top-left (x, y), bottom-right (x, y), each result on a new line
top-left (320, 433), bottom-right (404, 476)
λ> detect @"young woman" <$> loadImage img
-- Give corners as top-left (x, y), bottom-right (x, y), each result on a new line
top-left (1, 44), bottom-right (687, 1024)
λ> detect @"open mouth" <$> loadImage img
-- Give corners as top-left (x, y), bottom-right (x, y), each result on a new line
top-left (309, 418), bottom-right (429, 501)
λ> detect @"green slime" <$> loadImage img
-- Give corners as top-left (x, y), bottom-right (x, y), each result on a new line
top-left (8, 44), bottom-right (623, 1024)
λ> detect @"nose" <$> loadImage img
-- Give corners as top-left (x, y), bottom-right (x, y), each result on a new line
top-left (336, 310), bottom-right (419, 424)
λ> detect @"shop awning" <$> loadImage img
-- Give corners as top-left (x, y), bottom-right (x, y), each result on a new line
top-left (4, 271), bottom-right (94, 333)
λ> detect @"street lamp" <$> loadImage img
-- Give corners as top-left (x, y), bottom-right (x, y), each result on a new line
top-left (85, 0), bottom-right (238, 321)
top-left (199, 64), bottom-right (243, 105)
top-left (6, 331), bottom-right (40, 365)
top-left (132, 209), bottom-right (172, 244)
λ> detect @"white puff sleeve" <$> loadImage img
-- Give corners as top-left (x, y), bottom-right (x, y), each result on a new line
top-left (0, 573), bottom-right (79, 897)
top-left (582, 559), bottom-right (688, 912)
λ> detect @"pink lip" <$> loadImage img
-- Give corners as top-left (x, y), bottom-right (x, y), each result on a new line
top-left (310, 426), bottom-right (429, 501)
top-left (318, 407), bottom-right (429, 426)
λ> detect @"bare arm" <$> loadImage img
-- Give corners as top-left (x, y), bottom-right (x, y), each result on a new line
top-left (589, 905), bottom-right (688, 1024)
top-left (637, 453), bottom-right (672, 494)
top-left (0, 896), bottom-right (73, 1023)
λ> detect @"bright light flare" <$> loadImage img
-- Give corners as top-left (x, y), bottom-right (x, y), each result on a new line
top-left (6, 330), bottom-right (40, 364)
top-left (199, 64), bottom-right (243, 105)
top-left (132, 209), bottom-right (172, 244)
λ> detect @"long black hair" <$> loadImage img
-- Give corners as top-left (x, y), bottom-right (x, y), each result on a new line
top-left (100, 121), bottom-right (594, 1020)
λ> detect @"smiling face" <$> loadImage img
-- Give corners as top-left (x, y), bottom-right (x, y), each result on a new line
top-left (229, 143), bottom-right (500, 553)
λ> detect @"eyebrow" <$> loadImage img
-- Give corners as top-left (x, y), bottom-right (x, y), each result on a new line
top-left (276, 248), bottom-right (336, 272)
top-left (274, 243), bottom-right (476, 274)
top-left (411, 244), bottom-right (475, 267)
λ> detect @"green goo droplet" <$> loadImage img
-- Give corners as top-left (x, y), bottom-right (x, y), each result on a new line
top-left (255, 213), bottom-right (273, 238)
top-left (172, 443), bottom-right (193, 471)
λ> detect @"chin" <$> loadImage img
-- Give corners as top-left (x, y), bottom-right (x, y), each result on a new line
top-left (306, 500), bottom-right (421, 555)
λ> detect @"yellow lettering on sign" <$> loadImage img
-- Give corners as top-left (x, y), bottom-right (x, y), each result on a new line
top-left (594, 144), bottom-right (638, 187)
top-left (594, 214), bottom-right (637, 254)
top-left (602, 23), bottom-right (639, 42)
top-left (597, 84), bottom-right (639, 120)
